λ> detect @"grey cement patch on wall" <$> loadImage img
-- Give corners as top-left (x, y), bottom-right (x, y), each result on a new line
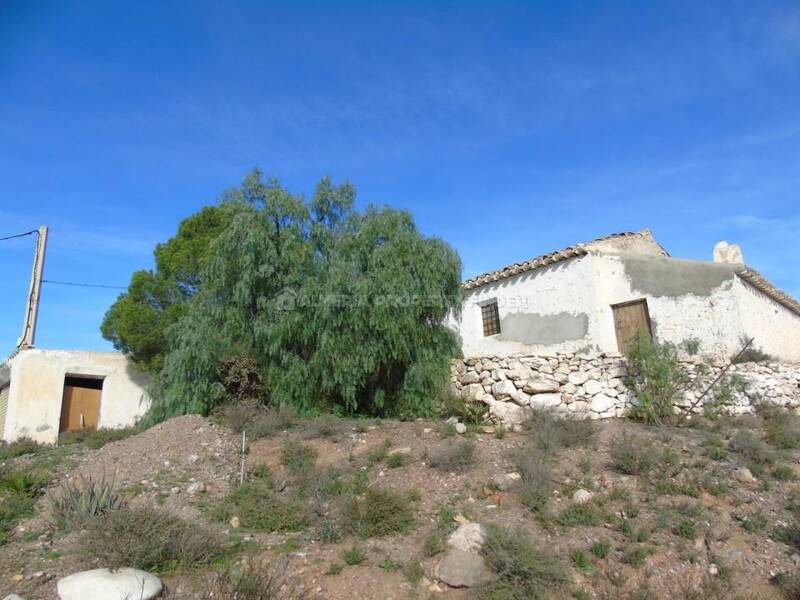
top-left (621, 255), bottom-right (738, 298)
top-left (499, 311), bottom-right (589, 345)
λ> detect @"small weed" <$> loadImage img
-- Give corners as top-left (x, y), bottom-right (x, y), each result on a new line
top-left (571, 549), bottom-right (594, 573)
top-left (610, 434), bottom-right (658, 476)
top-left (526, 409), bottom-right (596, 453)
top-left (281, 440), bottom-right (317, 476)
top-left (476, 524), bottom-right (571, 599)
top-left (0, 437), bottom-right (42, 459)
top-left (342, 546), bottom-right (366, 565)
top-left (58, 427), bottom-right (137, 449)
top-left (428, 439), bottom-right (476, 472)
top-left (205, 556), bottom-right (309, 599)
top-left (675, 519), bottom-right (696, 539)
top-left (378, 555), bottom-right (403, 571)
top-left (327, 562), bottom-right (343, 575)
top-left (386, 453), bottom-right (411, 469)
top-left (590, 540), bottom-right (611, 559)
top-left (304, 415), bottom-right (342, 440)
top-left (729, 430), bottom-right (774, 466)
top-left (733, 511), bottom-right (768, 533)
top-left (772, 465), bottom-right (795, 481)
top-left (494, 425), bottom-right (506, 439)
top-left (622, 544), bottom-right (649, 568)
top-left (344, 487), bottom-right (415, 538)
top-left (557, 503), bottom-right (604, 527)
top-left (47, 474), bottom-right (124, 530)
top-left (318, 519), bottom-right (342, 543)
top-left (366, 440), bottom-right (392, 465)
top-left (403, 560), bottom-right (424, 585)
top-left (210, 480), bottom-right (306, 532)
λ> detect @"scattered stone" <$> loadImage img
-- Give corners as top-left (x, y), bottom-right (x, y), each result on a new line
top-left (10, 575), bottom-right (23, 583)
top-left (453, 514), bottom-right (470, 525)
top-left (423, 428), bottom-right (432, 434)
top-left (57, 568), bottom-right (162, 600)
top-left (186, 482), bottom-right (206, 495)
top-left (388, 446), bottom-right (412, 456)
top-left (460, 371), bottom-right (481, 385)
top-left (481, 426), bottom-right (496, 434)
top-left (567, 371), bottom-right (589, 386)
top-left (734, 467), bottom-right (757, 484)
top-left (523, 379), bottom-right (560, 394)
top-left (493, 472), bottom-right (522, 491)
top-left (455, 423), bottom-right (467, 434)
top-left (187, 454), bottom-right (200, 463)
top-left (445, 416), bottom-right (459, 425)
top-left (572, 489), bottom-right (593, 504)
top-left (708, 564), bottom-right (719, 576)
top-left (447, 522), bottom-right (486, 553)
top-left (4, 595), bottom-right (25, 600)
top-left (435, 549), bottom-right (491, 588)
top-left (229, 516), bottom-right (241, 528)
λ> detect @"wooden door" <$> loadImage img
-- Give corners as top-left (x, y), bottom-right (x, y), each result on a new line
top-left (612, 299), bottom-right (652, 355)
top-left (59, 378), bottom-right (102, 432)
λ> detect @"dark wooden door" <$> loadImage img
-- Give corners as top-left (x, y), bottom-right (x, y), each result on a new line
top-left (612, 299), bottom-right (652, 355)
top-left (59, 381), bottom-right (102, 432)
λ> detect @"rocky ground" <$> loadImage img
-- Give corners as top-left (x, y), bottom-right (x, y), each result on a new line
top-left (2, 410), bottom-right (800, 599)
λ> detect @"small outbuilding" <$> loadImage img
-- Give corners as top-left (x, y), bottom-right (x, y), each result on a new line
top-left (0, 348), bottom-right (150, 445)
top-left (454, 229), bottom-right (800, 362)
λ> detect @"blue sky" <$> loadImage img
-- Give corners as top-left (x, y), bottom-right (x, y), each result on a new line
top-left (1, 1), bottom-right (799, 355)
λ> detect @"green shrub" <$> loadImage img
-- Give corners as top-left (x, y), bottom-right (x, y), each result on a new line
top-left (204, 557), bottom-right (309, 599)
top-left (525, 409), bottom-right (596, 453)
top-left (622, 544), bottom-right (649, 568)
top-left (248, 405), bottom-right (296, 438)
top-left (79, 507), bottom-right (224, 571)
top-left (211, 477), bottom-right (306, 532)
top-left (428, 440), bottom-right (476, 472)
top-left (610, 434), bottom-right (658, 475)
top-left (557, 503), bottom-right (604, 527)
top-left (344, 487), bottom-right (415, 538)
top-left (342, 546), bottom-right (366, 565)
top-left (58, 427), bottom-right (137, 449)
top-left (570, 549), bottom-right (593, 572)
top-left (47, 474), bottom-right (123, 530)
top-left (476, 524), bottom-right (570, 599)
top-left (280, 440), bottom-right (318, 476)
top-left (0, 437), bottom-right (42, 460)
top-left (624, 333), bottom-right (689, 424)
top-left (675, 519), bottom-right (696, 539)
top-left (304, 415), bottom-right (343, 440)
top-left (514, 449), bottom-right (554, 515)
top-left (729, 430), bottom-right (774, 466)
top-left (773, 465), bottom-right (796, 481)
top-left (771, 523), bottom-right (800, 551)
top-left (764, 411), bottom-right (800, 450)
top-left (439, 393), bottom-right (487, 424)
top-left (0, 493), bottom-right (35, 544)
top-left (366, 440), bottom-right (391, 465)
top-left (386, 453), bottom-right (410, 469)
top-left (0, 469), bottom-right (50, 496)
top-left (733, 511), bottom-right (768, 533)
top-left (590, 540), bottom-right (611, 559)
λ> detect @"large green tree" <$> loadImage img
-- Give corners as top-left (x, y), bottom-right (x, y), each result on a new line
top-left (101, 205), bottom-right (234, 374)
top-left (147, 170), bottom-right (462, 422)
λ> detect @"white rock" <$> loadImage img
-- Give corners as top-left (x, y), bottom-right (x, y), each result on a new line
top-left (491, 380), bottom-right (517, 398)
top-left (447, 522), bottom-right (486, 553)
top-left (529, 393), bottom-right (561, 410)
top-left (590, 393), bottom-right (615, 413)
top-left (492, 472), bottom-right (522, 491)
top-left (455, 423), bottom-right (467, 434)
top-left (186, 482), bottom-right (205, 495)
top-left (568, 371), bottom-right (589, 386)
top-left (436, 549), bottom-right (490, 588)
top-left (4, 595), bottom-right (26, 600)
top-left (583, 379), bottom-right (603, 396)
top-left (734, 467), bottom-right (757, 484)
top-left (507, 366), bottom-right (532, 381)
top-left (510, 390), bottom-right (531, 407)
top-left (57, 568), bottom-right (163, 600)
top-left (388, 446), bottom-right (412, 456)
top-left (462, 383), bottom-right (486, 402)
top-left (460, 371), bottom-right (481, 385)
top-left (572, 489), bottom-right (593, 504)
top-left (485, 398), bottom-right (533, 427)
top-left (523, 379), bottom-right (560, 394)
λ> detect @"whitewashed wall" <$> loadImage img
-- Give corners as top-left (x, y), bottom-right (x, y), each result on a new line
top-left (735, 278), bottom-right (800, 362)
top-left (3, 349), bottom-right (150, 444)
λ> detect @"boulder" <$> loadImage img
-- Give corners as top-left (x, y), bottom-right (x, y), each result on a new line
top-left (509, 390), bottom-right (531, 407)
top-left (507, 366), bottom-right (532, 381)
top-left (57, 568), bottom-right (162, 600)
top-left (529, 393), bottom-right (561, 410)
top-left (462, 383), bottom-right (486, 402)
top-left (455, 423), bottom-right (467, 434)
top-left (523, 379), bottom-right (560, 394)
top-left (436, 549), bottom-right (491, 588)
top-left (590, 393), bottom-right (615, 413)
top-left (460, 371), bottom-right (481, 385)
top-left (583, 379), bottom-right (603, 396)
top-left (734, 467), bottom-right (757, 484)
top-left (447, 522), bottom-right (486, 553)
top-left (485, 398), bottom-right (533, 428)
top-left (491, 380), bottom-right (517, 398)
top-left (572, 489), bottom-right (593, 504)
top-left (568, 371), bottom-right (589, 386)
top-left (492, 472), bottom-right (522, 491)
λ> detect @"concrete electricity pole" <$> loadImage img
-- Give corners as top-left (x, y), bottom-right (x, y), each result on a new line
top-left (18, 225), bottom-right (48, 349)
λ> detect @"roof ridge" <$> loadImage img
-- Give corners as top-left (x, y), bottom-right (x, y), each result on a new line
top-left (736, 266), bottom-right (800, 317)
top-left (462, 229), bottom-right (660, 290)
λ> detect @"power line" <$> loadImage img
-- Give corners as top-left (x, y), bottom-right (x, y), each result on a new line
top-left (0, 229), bottom-right (37, 242)
top-left (42, 279), bottom-right (127, 290)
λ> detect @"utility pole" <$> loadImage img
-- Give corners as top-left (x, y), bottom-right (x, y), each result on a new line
top-left (18, 225), bottom-right (48, 349)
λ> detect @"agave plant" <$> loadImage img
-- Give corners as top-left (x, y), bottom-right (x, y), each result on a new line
top-left (47, 473), bottom-right (124, 530)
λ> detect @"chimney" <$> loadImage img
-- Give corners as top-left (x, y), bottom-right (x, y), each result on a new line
top-left (713, 241), bottom-right (744, 264)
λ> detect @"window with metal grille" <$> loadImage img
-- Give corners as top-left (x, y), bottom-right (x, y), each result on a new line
top-left (481, 300), bottom-right (501, 336)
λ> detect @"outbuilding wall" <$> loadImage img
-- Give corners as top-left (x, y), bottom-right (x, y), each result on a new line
top-left (735, 278), bottom-right (800, 362)
top-left (3, 349), bottom-right (150, 444)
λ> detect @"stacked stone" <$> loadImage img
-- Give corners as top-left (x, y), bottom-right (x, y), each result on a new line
top-left (451, 353), bottom-right (800, 428)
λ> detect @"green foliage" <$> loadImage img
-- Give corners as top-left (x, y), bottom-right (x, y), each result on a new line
top-left (675, 519), bottom-right (696, 539)
top-left (102, 205), bottom-right (234, 374)
top-left (733, 510), bottom-right (768, 533)
top-left (610, 434), bottom-right (659, 475)
top-left (570, 549), bottom-right (594, 572)
top-left (58, 427), bottom-right (137, 449)
top-left (773, 465), bottom-right (796, 481)
top-left (205, 557), bottom-right (309, 600)
top-left (762, 408), bottom-right (800, 450)
top-left (557, 502), bottom-right (605, 527)
top-left (476, 524), bottom-right (571, 599)
top-left (47, 474), bottom-right (123, 530)
top-left (150, 170), bottom-right (462, 421)
top-left (344, 487), bottom-right (415, 538)
top-left (342, 546), bottom-right (367, 565)
top-left (0, 467), bottom-right (50, 544)
top-left (729, 429), bottom-right (774, 466)
top-left (280, 440), bottom-right (318, 477)
top-left (79, 507), bottom-right (224, 572)
top-left (0, 437), bottom-right (42, 460)
top-left (590, 540), bottom-right (611, 559)
top-left (515, 448), bottom-right (555, 515)
top-left (210, 479), bottom-right (306, 533)
top-left (439, 393), bottom-right (487, 424)
top-left (386, 452), bottom-right (410, 469)
top-left (624, 333), bottom-right (689, 424)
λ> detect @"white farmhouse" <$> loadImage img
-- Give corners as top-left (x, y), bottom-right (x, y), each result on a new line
top-left (454, 229), bottom-right (800, 362)
top-left (0, 349), bottom-right (150, 444)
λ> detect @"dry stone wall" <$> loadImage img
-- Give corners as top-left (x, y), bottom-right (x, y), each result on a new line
top-left (450, 352), bottom-right (800, 428)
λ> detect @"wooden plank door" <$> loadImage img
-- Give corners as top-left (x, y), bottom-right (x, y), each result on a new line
top-left (59, 380), bottom-right (102, 432)
top-left (612, 299), bottom-right (653, 355)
